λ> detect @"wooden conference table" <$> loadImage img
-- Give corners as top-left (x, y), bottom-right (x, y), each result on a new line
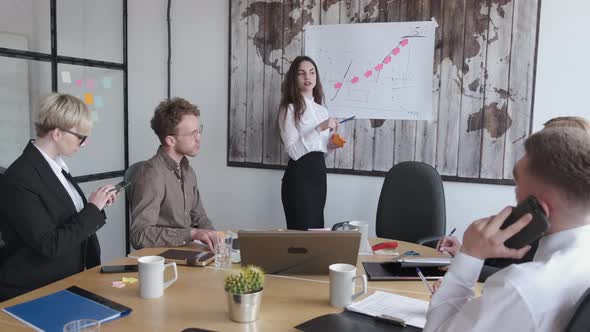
top-left (0, 239), bottom-right (480, 331)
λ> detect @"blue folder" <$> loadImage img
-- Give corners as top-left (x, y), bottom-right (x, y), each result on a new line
top-left (2, 286), bottom-right (132, 332)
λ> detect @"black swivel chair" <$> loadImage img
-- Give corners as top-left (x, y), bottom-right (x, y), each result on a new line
top-left (0, 172), bottom-right (7, 250)
top-left (124, 161), bottom-right (144, 252)
top-left (375, 161), bottom-right (446, 247)
top-left (124, 161), bottom-right (145, 196)
top-left (566, 288), bottom-right (590, 332)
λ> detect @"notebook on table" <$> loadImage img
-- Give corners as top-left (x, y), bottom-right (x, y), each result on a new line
top-left (2, 286), bottom-right (131, 331)
top-left (295, 291), bottom-right (426, 331)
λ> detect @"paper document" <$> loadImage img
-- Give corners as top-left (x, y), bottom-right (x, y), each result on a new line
top-left (398, 257), bottom-right (452, 267)
top-left (346, 291), bottom-right (428, 328)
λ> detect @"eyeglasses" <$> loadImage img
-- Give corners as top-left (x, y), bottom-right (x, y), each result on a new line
top-left (173, 124), bottom-right (204, 139)
top-left (62, 129), bottom-right (88, 146)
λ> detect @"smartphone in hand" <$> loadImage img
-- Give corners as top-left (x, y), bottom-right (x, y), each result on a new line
top-left (110, 180), bottom-right (131, 194)
top-left (502, 196), bottom-right (550, 249)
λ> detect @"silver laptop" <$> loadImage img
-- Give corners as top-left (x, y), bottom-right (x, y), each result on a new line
top-left (238, 230), bottom-right (361, 275)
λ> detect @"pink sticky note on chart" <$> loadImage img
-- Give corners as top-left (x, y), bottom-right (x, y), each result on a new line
top-left (400, 39), bottom-right (409, 47)
top-left (75, 79), bottom-right (82, 87)
top-left (384, 56), bottom-right (392, 64)
top-left (392, 47), bottom-right (400, 56)
top-left (86, 79), bottom-right (95, 89)
top-left (364, 70), bottom-right (373, 78)
top-left (334, 82), bottom-right (343, 89)
top-left (374, 63), bottom-right (384, 71)
top-left (350, 76), bottom-right (359, 84)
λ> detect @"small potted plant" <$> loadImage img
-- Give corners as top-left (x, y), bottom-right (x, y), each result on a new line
top-left (224, 265), bottom-right (264, 323)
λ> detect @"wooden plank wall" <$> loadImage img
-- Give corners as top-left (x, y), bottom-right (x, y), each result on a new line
top-left (228, 0), bottom-right (540, 185)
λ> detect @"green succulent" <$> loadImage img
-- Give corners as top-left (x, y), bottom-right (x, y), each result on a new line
top-left (224, 265), bottom-right (265, 294)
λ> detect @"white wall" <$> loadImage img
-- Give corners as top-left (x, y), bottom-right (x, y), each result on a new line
top-left (128, 0), bottom-right (590, 242)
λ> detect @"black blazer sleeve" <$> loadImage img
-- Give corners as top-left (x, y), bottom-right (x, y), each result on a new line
top-left (6, 177), bottom-right (106, 259)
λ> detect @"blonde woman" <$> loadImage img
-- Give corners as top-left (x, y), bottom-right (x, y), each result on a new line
top-left (0, 93), bottom-right (118, 301)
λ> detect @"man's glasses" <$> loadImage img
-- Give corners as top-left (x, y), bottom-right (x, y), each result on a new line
top-left (62, 129), bottom-right (88, 146)
top-left (173, 124), bottom-right (204, 139)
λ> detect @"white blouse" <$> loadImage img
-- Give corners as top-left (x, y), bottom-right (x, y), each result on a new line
top-left (279, 96), bottom-right (333, 161)
top-left (34, 144), bottom-right (85, 212)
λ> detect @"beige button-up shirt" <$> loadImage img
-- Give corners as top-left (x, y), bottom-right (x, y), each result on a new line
top-left (129, 147), bottom-right (214, 249)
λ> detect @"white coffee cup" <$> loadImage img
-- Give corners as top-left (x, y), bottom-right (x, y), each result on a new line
top-left (329, 263), bottom-right (367, 307)
top-left (138, 256), bottom-right (178, 299)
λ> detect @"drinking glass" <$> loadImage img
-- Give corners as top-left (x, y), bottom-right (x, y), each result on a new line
top-left (63, 319), bottom-right (100, 332)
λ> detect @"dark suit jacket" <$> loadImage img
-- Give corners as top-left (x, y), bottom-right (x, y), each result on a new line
top-left (0, 142), bottom-right (106, 301)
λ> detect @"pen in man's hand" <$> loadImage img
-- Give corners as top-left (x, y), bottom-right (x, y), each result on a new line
top-left (436, 227), bottom-right (457, 251)
top-left (339, 116), bottom-right (356, 124)
top-left (448, 228), bottom-right (456, 237)
top-left (416, 267), bottom-right (434, 295)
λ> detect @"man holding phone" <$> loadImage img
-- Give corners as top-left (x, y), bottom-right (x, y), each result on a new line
top-left (424, 127), bottom-right (590, 332)
top-left (434, 116), bottom-right (590, 279)
top-left (129, 98), bottom-right (218, 250)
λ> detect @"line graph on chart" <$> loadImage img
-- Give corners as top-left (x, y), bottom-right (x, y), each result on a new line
top-left (305, 21), bottom-right (437, 120)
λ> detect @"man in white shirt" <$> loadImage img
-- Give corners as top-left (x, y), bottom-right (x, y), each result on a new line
top-left (424, 127), bottom-right (590, 332)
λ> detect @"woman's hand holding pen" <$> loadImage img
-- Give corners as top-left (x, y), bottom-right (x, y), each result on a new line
top-left (316, 117), bottom-right (339, 133)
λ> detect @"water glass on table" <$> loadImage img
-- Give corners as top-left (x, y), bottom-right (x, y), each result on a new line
top-left (63, 319), bottom-right (100, 332)
top-left (214, 234), bottom-right (232, 268)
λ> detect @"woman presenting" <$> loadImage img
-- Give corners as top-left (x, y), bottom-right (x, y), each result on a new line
top-left (278, 56), bottom-right (344, 230)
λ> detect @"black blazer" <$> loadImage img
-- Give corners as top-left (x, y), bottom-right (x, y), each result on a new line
top-left (0, 142), bottom-right (106, 301)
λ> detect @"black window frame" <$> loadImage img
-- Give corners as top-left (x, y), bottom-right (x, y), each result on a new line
top-left (0, 0), bottom-right (130, 251)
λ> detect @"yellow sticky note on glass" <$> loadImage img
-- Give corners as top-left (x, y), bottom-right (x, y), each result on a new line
top-left (83, 93), bottom-right (94, 105)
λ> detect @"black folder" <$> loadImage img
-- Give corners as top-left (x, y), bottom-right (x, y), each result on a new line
top-left (295, 310), bottom-right (422, 332)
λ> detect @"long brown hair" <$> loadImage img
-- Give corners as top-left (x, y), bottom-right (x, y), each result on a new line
top-left (278, 56), bottom-right (325, 127)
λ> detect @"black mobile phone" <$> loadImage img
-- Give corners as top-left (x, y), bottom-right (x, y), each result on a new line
top-left (186, 252), bottom-right (215, 267)
top-left (110, 181), bottom-right (131, 194)
top-left (501, 196), bottom-right (551, 249)
top-left (100, 265), bottom-right (138, 273)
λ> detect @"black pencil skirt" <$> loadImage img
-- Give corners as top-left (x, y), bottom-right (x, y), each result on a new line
top-left (281, 152), bottom-right (327, 230)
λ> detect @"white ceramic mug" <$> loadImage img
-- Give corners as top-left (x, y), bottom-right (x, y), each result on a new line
top-left (329, 263), bottom-right (367, 307)
top-left (138, 256), bottom-right (178, 299)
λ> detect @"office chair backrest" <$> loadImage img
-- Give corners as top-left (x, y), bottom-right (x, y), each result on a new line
top-left (566, 288), bottom-right (590, 332)
top-left (124, 161), bottom-right (145, 196)
top-left (0, 174), bottom-right (6, 249)
top-left (376, 161), bottom-right (446, 243)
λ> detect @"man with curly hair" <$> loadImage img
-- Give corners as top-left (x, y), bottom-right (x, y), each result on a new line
top-left (129, 98), bottom-right (217, 250)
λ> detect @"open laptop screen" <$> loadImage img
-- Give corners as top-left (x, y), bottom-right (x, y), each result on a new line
top-left (238, 230), bottom-right (361, 275)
